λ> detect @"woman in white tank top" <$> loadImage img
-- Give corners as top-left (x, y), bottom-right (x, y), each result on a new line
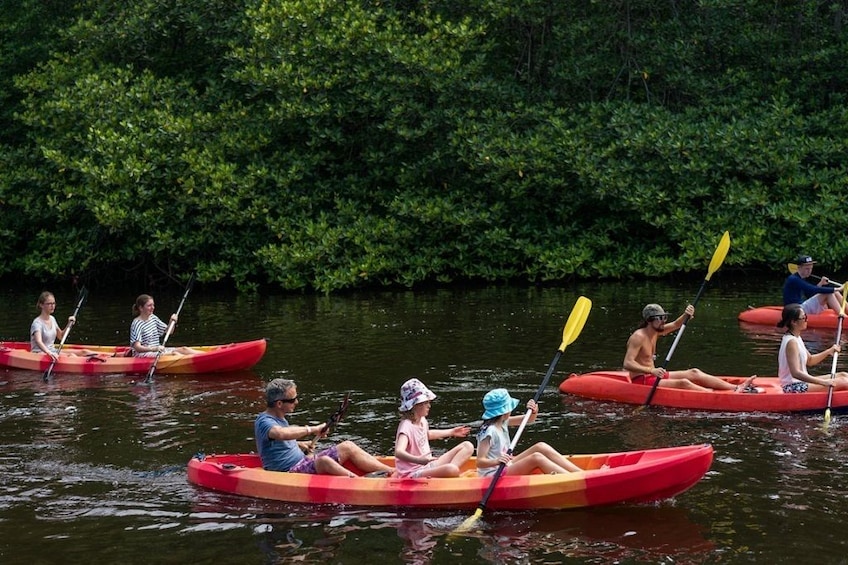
top-left (776, 303), bottom-right (848, 393)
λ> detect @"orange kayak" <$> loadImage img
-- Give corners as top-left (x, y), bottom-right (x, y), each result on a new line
top-left (560, 370), bottom-right (848, 412)
top-left (738, 305), bottom-right (846, 329)
top-left (186, 445), bottom-right (713, 510)
top-left (0, 339), bottom-right (267, 375)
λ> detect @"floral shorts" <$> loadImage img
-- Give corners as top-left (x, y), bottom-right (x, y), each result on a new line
top-left (782, 382), bottom-right (809, 393)
top-left (289, 445), bottom-right (340, 474)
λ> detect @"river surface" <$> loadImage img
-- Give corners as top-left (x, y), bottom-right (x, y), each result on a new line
top-left (1, 274), bottom-right (847, 563)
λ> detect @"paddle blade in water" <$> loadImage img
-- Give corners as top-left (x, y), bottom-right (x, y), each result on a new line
top-left (451, 508), bottom-right (483, 535)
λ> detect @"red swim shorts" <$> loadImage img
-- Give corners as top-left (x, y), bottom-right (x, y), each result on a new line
top-left (631, 372), bottom-right (668, 386)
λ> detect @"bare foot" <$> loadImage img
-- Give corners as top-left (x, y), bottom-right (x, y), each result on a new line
top-left (734, 375), bottom-right (757, 393)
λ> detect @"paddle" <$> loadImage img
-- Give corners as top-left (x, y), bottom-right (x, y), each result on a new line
top-left (43, 286), bottom-right (89, 381)
top-left (310, 392), bottom-right (351, 451)
top-left (786, 263), bottom-right (844, 287)
top-left (639, 231), bottom-right (730, 410)
top-left (143, 273), bottom-right (196, 384)
top-left (823, 290), bottom-right (848, 430)
top-left (451, 295), bottom-right (592, 535)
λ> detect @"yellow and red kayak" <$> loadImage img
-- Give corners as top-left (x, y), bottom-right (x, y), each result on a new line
top-left (0, 339), bottom-right (267, 375)
top-left (560, 370), bottom-right (848, 412)
top-left (738, 305), bottom-right (845, 329)
top-left (186, 445), bottom-right (713, 510)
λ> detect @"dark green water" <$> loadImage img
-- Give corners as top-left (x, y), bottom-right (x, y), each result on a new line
top-left (2, 275), bottom-right (847, 563)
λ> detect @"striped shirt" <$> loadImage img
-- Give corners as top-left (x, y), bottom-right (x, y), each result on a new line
top-left (130, 315), bottom-right (168, 351)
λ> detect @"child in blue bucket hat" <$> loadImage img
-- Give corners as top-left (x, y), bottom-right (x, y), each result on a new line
top-left (476, 388), bottom-right (581, 476)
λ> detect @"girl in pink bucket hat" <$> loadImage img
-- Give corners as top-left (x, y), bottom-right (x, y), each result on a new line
top-left (476, 388), bottom-right (581, 476)
top-left (394, 378), bottom-right (474, 478)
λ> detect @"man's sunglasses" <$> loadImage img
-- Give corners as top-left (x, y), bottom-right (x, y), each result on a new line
top-left (277, 396), bottom-right (298, 404)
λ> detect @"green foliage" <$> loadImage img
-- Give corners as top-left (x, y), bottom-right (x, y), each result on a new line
top-left (3, 0), bottom-right (848, 292)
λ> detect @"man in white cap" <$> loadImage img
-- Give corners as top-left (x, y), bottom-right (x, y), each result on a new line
top-left (783, 254), bottom-right (845, 315)
top-left (623, 303), bottom-right (756, 392)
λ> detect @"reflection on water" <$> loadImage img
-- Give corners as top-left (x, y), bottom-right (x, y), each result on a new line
top-left (179, 497), bottom-right (715, 564)
top-left (4, 276), bottom-right (848, 563)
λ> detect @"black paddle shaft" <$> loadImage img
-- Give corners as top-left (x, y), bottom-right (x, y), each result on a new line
top-left (43, 287), bottom-right (89, 381)
top-left (475, 348), bottom-right (564, 512)
top-left (143, 273), bottom-right (196, 383)
top-left (641, 279), bottom-right (709, 408)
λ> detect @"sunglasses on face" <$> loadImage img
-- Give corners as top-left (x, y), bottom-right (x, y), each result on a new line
top-left (648, 315), bottom-right (668, 322)
top-left (276, 396), bottom-right (299, 404)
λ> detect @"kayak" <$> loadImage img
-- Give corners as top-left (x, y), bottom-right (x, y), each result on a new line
top-left (0, 338), bottom-right (267, 375)
top-left (738, 305), bottom-right (845, 329)
top-left (186, 444), bottom-right (713, 510)
top-left (559, 370), bottom-right (848, 412)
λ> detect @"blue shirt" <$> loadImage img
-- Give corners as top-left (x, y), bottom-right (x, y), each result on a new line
top-left (254, 412), bottom-right (305, 471)
top-left (782, 273), bottom-right (835, 305)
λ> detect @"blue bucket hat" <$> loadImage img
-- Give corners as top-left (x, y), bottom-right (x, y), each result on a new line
top-left (481, 388), bottom-right (520, 420)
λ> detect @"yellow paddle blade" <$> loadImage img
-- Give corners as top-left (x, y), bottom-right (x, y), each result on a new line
top-left (559, 296), bottom-right (592, 351)
top-left (824, 408), bottom-right (832, 431)
top-left (705, 231), bottom-right (730, 282)
top-left (452, 508), bottom-right (483, 535)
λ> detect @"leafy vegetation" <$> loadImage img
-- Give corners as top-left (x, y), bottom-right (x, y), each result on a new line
top-left (2, 0), bottom-right (848, 292)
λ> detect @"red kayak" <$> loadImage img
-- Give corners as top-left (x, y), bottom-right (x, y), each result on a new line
top-left (187, 445), bottom-right (713, 510)
top-left (0, 339), bottom-right (267, 374)
top-left (738, 306), bottom-right (845, 329)
top-left (560, 370), bottom-right (848, 412)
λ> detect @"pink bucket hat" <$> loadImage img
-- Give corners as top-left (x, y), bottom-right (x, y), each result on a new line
top-left (399, 378), bottom-right (436, 412)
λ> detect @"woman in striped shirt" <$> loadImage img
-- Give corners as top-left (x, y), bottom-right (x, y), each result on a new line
top-left (130, 294), bottom-right (200, 357)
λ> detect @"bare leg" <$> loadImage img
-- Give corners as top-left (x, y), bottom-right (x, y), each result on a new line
top-left (673, 368), bottom-right (736, 391)
top-left (65, 349), bottom-right (99, 357)
top-left (513, 442), bottom-right (581, 472)
top-left (336, 441), bottom-right (394, 475)
top-left (434, 441), bottom-right (473, 468)
top-left (313, 456), bottom-right (356, 477)
top-left (660, 377), bottom-right (712, 392)
top-left (419, 464), bottom-right (461, 478)
top-left (732, 375), bottom-right (757, 392)
top-left (505, 452), bottom-right (574, 475)
top-left (827, 292), bottom-right (844, 314)
top-left (832, 374), bottom-right (848, 391)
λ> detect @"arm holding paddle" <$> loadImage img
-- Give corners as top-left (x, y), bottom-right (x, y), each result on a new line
top-left (784, 257), bottom-right (845, 315)
top-left (776, 304), bottom-right (848, 394)
top-left (38, 289), bottom-right (95, 381)
top-left (257, 380), bottom-right (393, 477)
top-left (476, 395), bottom-right (580, 476)
top-left (825, 289), bottom-right (848, 429)
top-left (309, 392), bottom-right (351, 451)
top-left (451, 295), bottom-right (591, 535)
top-left (639, 231), bottom-right (733, 408)
top-left (627, 301), bottom-right (751, 395)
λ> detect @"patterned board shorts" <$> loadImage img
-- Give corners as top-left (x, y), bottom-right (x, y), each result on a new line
top-left (289, 445), bottom-right (340, 474)
top-left (782, 382), bottom-right (809, 393)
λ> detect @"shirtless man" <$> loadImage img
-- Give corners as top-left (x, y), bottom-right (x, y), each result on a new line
top-left (623, 303), bottom-right (756, 392)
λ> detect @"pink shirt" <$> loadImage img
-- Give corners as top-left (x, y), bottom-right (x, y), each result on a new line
top-left (394, 417), bottom-right (431, 477)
